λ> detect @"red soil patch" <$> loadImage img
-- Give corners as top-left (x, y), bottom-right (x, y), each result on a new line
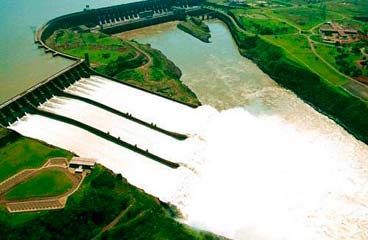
top-left (354, 76), bottom-right (368, 85)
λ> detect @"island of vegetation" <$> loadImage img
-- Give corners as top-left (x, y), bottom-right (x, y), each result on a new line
top-left (205, 0), bottom-right (368, 144)
top-left (177, 16), bottom-right (212, 42)
top-left (46, 29), bottom-right (201, 107)
top-left (0, 127), bottom-right (224, 240)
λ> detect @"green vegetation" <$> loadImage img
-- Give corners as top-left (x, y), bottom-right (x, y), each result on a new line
top-left (178, 16), bottom-right (212, 42)
top-left (273, 7), bottom-right (341, 30)
top-left (314, 43), bottom-right (367, 77)
top-left (326, 0), bottom-right (368, 18)
top-left (224, 0), bottom-right (368, 84)
top-left (231, 9), bottom-right (297, 35)
top-left (0, 165), bottom-right (223, 240)
top-left (4, 169), bottom-right (73, 200)
top-left (48, 30), bottom-right (137, 65)
top-left (0, 128), bottom-right (18, 147)
top-left (262, 34), bottom-right (349, 85)
top-left (0, 136), bottom-right (72, 183)
top-left (47, 29), bottom-right (201, 106)
top-left (0, 128), bottom-right (9, 139)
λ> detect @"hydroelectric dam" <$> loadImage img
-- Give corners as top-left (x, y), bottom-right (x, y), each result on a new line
top-left (0, 0), bottom-right (214, 174)
top-left (3, 1), bottom-right (368, 239)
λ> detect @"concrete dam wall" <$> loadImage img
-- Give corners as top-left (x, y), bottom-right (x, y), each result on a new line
top-left (0, 60), bottom-right (90, 127)
top-left (36, 0), bottom-right (207, 52)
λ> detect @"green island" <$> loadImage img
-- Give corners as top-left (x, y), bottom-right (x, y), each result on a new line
top-left (46, 29), bottom-right (201, 106)
top-left (205, 0), bottom-right (368, 144)
top-left (0, 128), bottom-right (224, 239)
top-left (178, 16), bottom-right (212, 42)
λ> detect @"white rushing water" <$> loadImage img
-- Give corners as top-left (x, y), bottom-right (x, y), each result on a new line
top-left (11, 75), bottom-right (368, 240)
top-left (64, 76), bottom-right (215, 135)
top-left (39, 96), bottom-right (194, 163)
top-left (9, 113), bottom-right (204, 203)
top-left (9, 21), bottom-right (368, 240)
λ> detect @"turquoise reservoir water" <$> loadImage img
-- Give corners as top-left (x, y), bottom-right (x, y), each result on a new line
top-left (0, 0), bottom-right (138, 104)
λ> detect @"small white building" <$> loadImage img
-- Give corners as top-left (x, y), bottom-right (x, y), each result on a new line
top-left (69, 157), bottom-right (96, 170)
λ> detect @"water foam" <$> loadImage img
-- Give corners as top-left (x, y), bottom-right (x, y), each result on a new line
top-left (10, 76), bottom-right (368, 240)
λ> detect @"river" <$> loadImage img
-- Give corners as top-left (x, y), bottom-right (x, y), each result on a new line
top-left (2, 2), bottom-right (368, 240)
top-left (117, 21), bottom-right (368, 240)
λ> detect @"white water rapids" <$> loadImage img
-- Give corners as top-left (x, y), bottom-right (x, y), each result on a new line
top-left (9, 74), bottom-right (368, 240)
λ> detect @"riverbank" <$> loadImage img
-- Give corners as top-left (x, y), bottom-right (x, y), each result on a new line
top-left (210, 8), bottom-right (368, 145)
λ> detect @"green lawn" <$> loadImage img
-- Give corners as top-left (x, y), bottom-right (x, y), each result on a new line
top-left (314, 43), bottom-right (368, 76)
top-left (262, 34), bottom-right (350, 86)
top-left (0, 137), bottom-right (72, 183)
top-left (65, 47), bottom-right (135, 66)
top-left (47, 30), bottom-right (137, 66)
top-left (0, 128), bottom-right (9, 139)
top-left (309, 34), bottom-right (328, 44)
top-left (326, 0), bottom-right (368, 18)
top-left (335, 18), bottom-right (368, 33)
top-left (115, 69), bottom-right (145, 83)
top-left (4, 169), bottom-right (73, 200)
top-left (273, 7), bottom-right (342, 30)
top-left (314, 43), bottom-right (340, 67)
top-left (232, 9), bottom-right (297, 35)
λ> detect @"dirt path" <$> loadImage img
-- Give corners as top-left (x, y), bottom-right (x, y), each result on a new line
top-left (92, 201), bottom-right (135, 240)
top-left (124, 40), bottom-right (153, 79)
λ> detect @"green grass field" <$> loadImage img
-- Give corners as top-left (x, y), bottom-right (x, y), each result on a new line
top-left (262, 34), bottom-right (350, 86)
top-left (314, 43), bottom-right (368, 76)
top-left (4, 169), bottom-right (74, 200)
top-left (0, 137), bottom-right (72, 183)
top-left (326, 0), bottom-right (368, 18)
top-left (232, 9), bottom-right (297, 35)
top-left (309, 34), bottom-right (327, 43)
top-left (47, 30), bottom-right (137, 66)
top-left (273, 7), bottom-right (341, 30)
